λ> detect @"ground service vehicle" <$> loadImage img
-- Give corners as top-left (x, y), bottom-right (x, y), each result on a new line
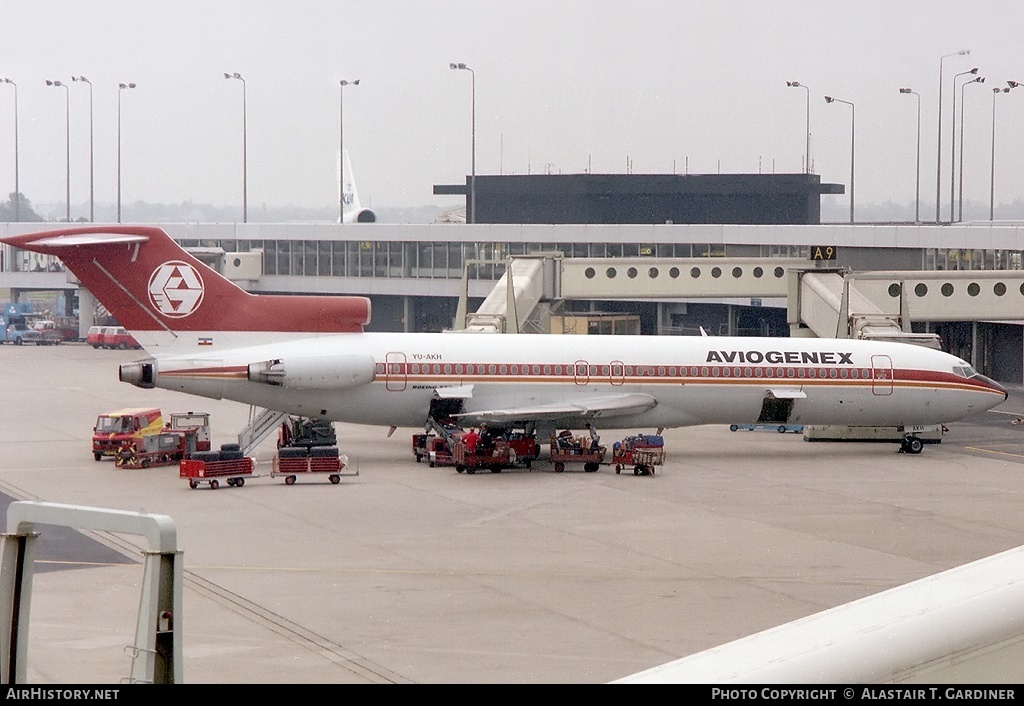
top-left (100, 325), bottom-right (140, 349)
top-left (505, 431), bottom-right (542, 468)
top-left (0, 307), bottom-right (30, 345)
top-left (25, 320), bottom-right (64, 345)
top-left (87, 326), bottom-right (104, 348)
top-left (93, 408), bottom-right (164, 460)
top-left (451, 435), bottom-right (514, 474)
top-left (426, 434), bottom-right (458, 467)
top-left (111, 411), bottom-right (213, 468)
top-left (412, 433), bottom-right (430, 462)
top-left (3, 321), bottom-right (32, 345)
top-left (413, 432), bottom-right (457, 466)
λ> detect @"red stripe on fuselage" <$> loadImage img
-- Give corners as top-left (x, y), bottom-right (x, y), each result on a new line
top-left (157, 361), bottom-right (1004, 397)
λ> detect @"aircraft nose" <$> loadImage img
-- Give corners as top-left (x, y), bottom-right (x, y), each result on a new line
top-left (975, 373), bottom-right (1008, 401)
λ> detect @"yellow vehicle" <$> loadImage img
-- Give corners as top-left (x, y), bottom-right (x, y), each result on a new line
top-left (91, 408), bottom-right (164, 461)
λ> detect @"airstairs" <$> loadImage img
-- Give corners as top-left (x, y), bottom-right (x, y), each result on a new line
top-left (237, 407), bottom-right (290, 455)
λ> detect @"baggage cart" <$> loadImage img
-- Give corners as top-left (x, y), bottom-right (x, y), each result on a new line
top-left (180, 453), bottom-right (256, 489)
top-left (611, 434), bottom-right (665, 476)
top-left (622, 448), bottom-right (664, 476)
top-left (452, 438), bottom-right (513, 474)
top-left (271, 446), bottom-right (349, 485)
top-left (549, 432), bottom-right (605, 473)
top-left (505, 431), bottom-right (541, 469)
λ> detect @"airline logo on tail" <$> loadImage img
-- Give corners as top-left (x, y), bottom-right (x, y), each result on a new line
top-left (147, 261), bottom-right (205, 318)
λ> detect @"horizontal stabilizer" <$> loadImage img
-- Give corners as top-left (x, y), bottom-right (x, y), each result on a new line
top-left (19, 232), bottom-right (149, 248)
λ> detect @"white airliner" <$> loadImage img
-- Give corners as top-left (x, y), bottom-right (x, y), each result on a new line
top-left (339, 149), bottom-right (376, 223)
top-left (0, 226), bottom-right (1008, 452)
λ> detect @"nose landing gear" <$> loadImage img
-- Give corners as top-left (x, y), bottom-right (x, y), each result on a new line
top-left (899, 435), bottom-right (924, 454)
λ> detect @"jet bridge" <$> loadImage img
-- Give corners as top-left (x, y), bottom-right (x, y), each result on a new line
top-left (459, 254), bottom-right (1024, 359)
top-left (455, 254), bottom-right (562, 333)
top-left (794, 270), bottom-right (941, 348)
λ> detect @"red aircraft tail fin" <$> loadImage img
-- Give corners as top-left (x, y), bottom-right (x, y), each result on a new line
top-left (1, 226), bottom-right (370, 333)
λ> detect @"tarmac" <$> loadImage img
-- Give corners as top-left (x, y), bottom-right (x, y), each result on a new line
top-left (2, 343), bottom-right (1024, 684)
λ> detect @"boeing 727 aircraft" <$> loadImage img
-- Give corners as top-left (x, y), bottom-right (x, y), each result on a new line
top-left (0, 226), bottom-right (1008, 453)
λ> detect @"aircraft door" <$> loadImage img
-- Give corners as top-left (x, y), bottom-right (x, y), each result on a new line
top-left (610, 360), bottom-right (625, 386)
top-left (871, 354), bottom-right (893, 396)
top-left (757, 396), bottom-right (794, 424)
top-left (386, 352), bottom-right (407, 392)
top-left (574, 359), bottom-right (589, 386)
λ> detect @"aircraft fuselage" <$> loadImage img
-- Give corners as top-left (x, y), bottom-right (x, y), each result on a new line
top-left (123, 331), bottom-right (1005, 431)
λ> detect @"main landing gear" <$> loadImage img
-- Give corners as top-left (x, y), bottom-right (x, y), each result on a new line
top-left (899, 435), bottom-right (924, 454)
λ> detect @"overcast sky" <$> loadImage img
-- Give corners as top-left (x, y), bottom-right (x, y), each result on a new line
top-left (1, 1), bottom-right (1022, 219)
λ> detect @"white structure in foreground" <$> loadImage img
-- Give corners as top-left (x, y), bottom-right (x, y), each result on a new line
top-left (617, 545), bottom-right (1024, 683)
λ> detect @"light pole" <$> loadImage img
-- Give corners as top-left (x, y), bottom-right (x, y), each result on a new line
top-left (937, 49), bottom-right (970, 223)
top-left (824, 95), bottom-right (855, 223)
top-left (117, 82), bottom-right (136, 223)
top-left (958, 76), bottom-right (985, 222)
top-left (951, 67), bottom-right (979, 222)
top-left (339, 78), bottom-right (360, 223)
top-left (72, 76), bottom-right (94, 221)
top-left (0, 78), bottom-right (17, 221)
top-left (224, 72), bottom-right (247, 223)
top-left (450, 62), bottom-right (475, 223)
top-left (786, 81), bottom-right (811, 173)
top-left (990, 82), bottom-right (1021, 220)
top-left (899, 88), bottom-right (921, 223)
top-left (46, 79), bottom-right (70, 222)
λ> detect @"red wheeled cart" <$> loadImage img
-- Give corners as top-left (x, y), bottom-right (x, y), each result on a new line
top-left (180, 454), bottom-right (256, 489)
top-left (611, 434), bottom-right (665, 476)
top-left (452, 438), bottom-right (514, 474)
top-left (505, 431), bottom-right (541, 469)
top-left (549, 432), bottom-right (605, 473)
top-left (426, 434), bottom-right (459, 468)
top-left (272, 446), bottom-right (348, 485)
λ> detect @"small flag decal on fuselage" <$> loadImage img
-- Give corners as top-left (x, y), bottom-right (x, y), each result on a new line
top-left (198, 337), bottom-right (213, 346)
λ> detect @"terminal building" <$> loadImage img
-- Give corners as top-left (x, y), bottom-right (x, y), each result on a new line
top-left (2, 173), bottom-right (1024, 384)
top-left (432, 172), bottom-right (844, 225)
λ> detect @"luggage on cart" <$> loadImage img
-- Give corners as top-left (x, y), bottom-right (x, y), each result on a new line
top-left (549, 432), bottom-right (605, 473)
top-left (612, 434), bottom-right (666, 476)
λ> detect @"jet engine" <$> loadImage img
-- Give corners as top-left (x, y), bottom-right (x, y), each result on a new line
top-left (344, 208), bottom-right (377, 223)
top-left (247, 354), bottom-right (376, 389)
top-left (119, 360), bottom-right (157, 389)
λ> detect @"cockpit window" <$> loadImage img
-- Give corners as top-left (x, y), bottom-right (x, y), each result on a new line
top-left (953, 365), bottom-right (977, 378)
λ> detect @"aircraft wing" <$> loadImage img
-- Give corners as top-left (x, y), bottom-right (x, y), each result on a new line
top-left (455, 393), bottom-right (657, 426)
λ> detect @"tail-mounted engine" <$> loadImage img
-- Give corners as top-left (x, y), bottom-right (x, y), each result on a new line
top-left (119, 360), bottom-right (157, 389)
top-left (247, 354), bottom-right (376, 389)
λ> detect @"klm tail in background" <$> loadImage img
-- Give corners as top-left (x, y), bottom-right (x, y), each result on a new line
top-left (338, 149), bottom-right (376, 223)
